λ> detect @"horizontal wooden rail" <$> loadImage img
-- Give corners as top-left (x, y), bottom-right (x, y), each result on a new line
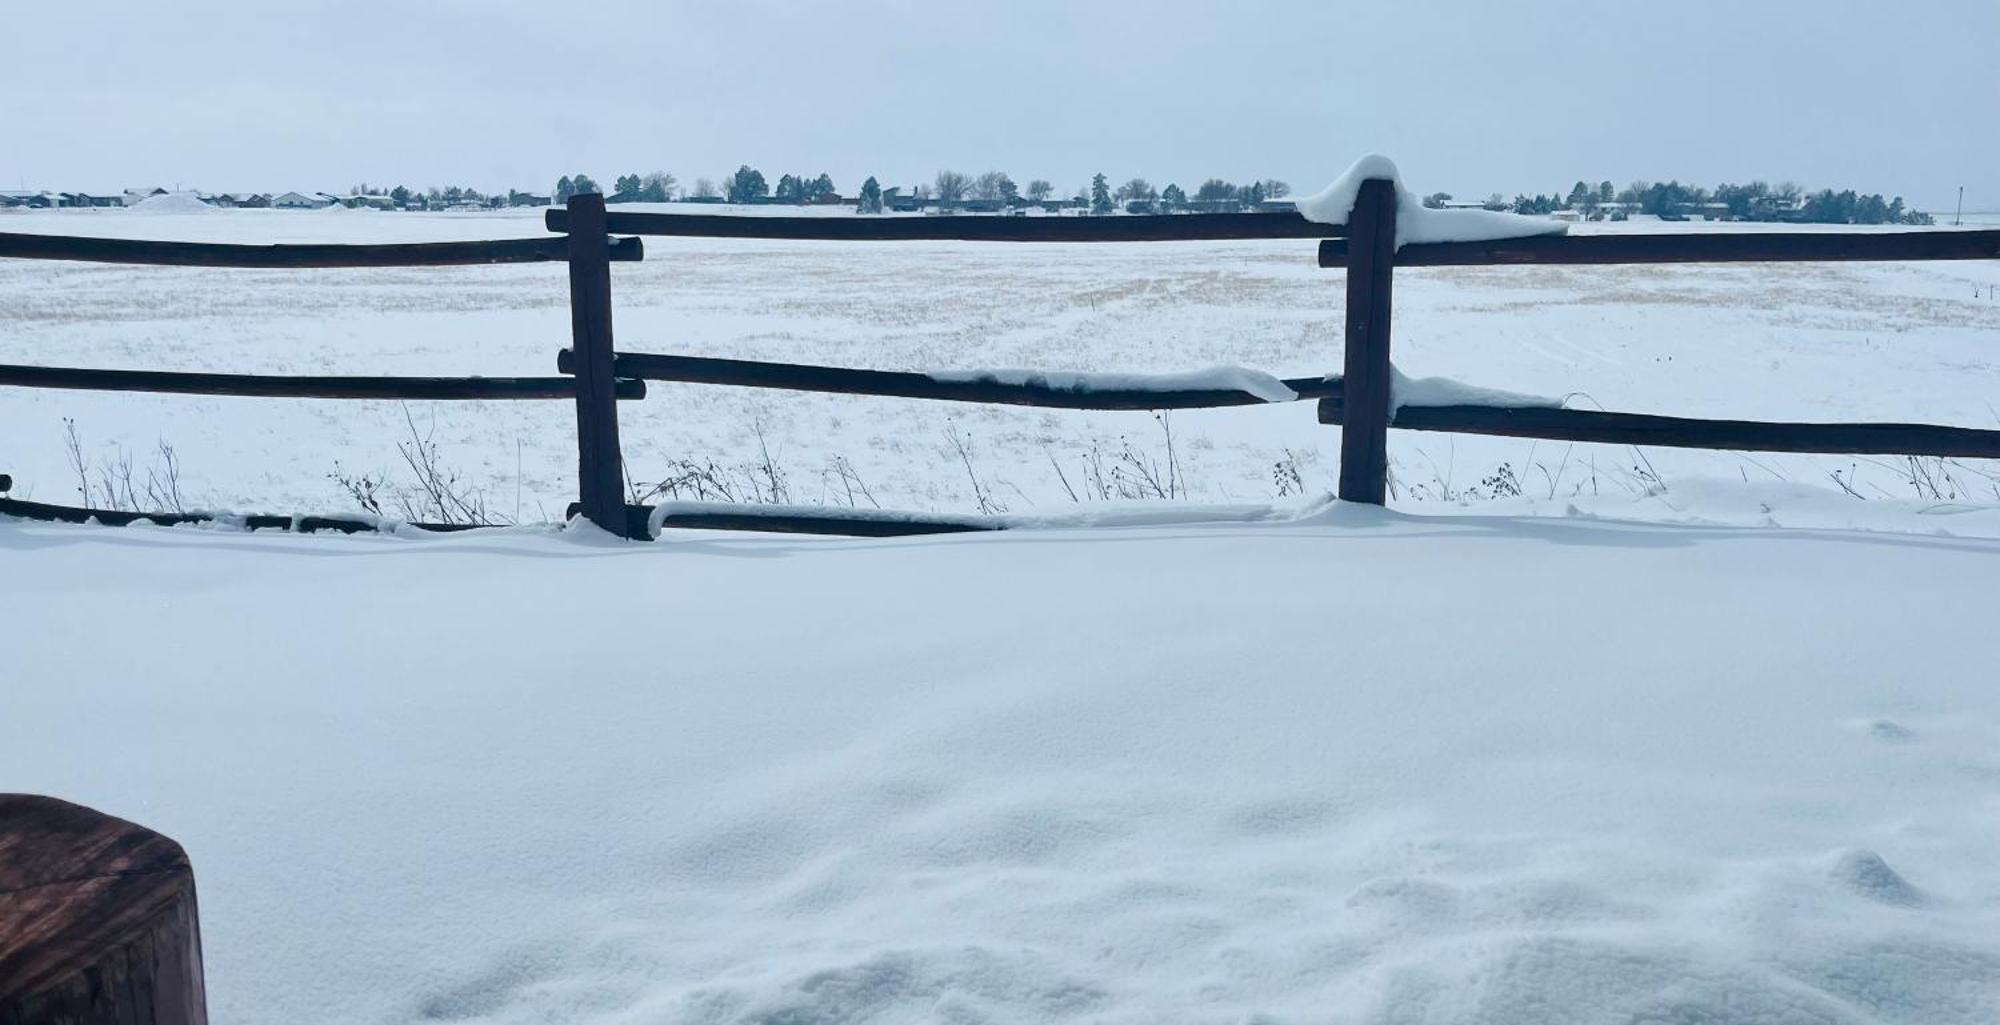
top-left (549, 208), bottom-right (1341, 242)
top-left (0, 231), bottom-right (642, 267)
top-left (1319, 228), bottom-right (2000, 267)
top-left (1318, 395), bottom-right (2000, 458)
top-left (568, 501), bottom-right (995, 538)
top-left (569, 350), bottom-right (1336, 410)
top-left (1, 363), bottom-right (647, 400)
top-left (0, 495), bottom-right (480, 533)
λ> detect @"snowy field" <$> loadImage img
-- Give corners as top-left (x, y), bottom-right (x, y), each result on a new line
top-left (7, 510), bottom-right (2000, 1025)
top-left (3, 204), bottom-right (1998, 523)
top-left (6, 204), bottom-right (2000, 1025)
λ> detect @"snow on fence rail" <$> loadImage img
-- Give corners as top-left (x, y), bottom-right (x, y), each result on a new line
top-left (559, 351), bottom-right (1335, 410)
top-left (5, 166), bottom-right (2000, 544)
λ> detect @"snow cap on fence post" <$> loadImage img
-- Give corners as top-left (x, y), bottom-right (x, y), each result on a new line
top-left (1296, 154), bottom-right (1567, 247)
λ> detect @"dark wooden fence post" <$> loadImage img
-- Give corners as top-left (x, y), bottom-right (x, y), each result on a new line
top-left (564, 192), bottom-right (631, 536)
top-left (0, 794), bottom-right (207, 1025)
top-left (1337, 177), bottom-right (1398, 505)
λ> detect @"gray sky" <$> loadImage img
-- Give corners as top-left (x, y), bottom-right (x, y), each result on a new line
top-left (6, 0), bottom-right (1995, 210)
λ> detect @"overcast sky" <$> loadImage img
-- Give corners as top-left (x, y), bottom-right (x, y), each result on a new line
top-left (6, 0), bottom-right (1995, 209)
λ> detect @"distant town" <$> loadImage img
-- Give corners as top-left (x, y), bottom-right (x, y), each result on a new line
top-left (1, 166), bottom-right (1937, 225)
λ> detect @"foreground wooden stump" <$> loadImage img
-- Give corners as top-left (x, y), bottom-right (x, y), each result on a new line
top-left (0, 795), bottom-right (207, 1025)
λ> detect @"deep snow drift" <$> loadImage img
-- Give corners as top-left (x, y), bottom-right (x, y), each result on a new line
top-left (6, 507), bottom-right (2000, 1025)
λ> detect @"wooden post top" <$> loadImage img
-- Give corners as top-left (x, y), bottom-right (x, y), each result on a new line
top-left (0, 794), bottom-right (205, 1022)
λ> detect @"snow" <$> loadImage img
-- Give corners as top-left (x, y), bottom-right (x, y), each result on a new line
top-left (128, 190), bottom-right (218, 214)
top-left (5, 198), bottom-right (2000, 1023)
top-left (1390, 366), bottom-right (1563, 411)
top-left (928, 366), bottom-right (1299, 403)
top-left (6, 506), bottom-right (2000, 1025)
top-left (1295, 154), bottom-right (1569, 246)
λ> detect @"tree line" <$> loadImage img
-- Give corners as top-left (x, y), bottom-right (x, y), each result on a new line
top-left (540, 166), bottom-right (1293, 214)
top-left (352, 169), bottom-right (1935, 225)
top-left (1425, 179), bottom-right (1933, 224)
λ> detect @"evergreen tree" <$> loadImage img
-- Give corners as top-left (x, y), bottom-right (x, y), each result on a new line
top-left (727, 165), bottom-right (768, 203)
top-left (858, 176), bottom-right (883, 214)
top-left (571, 174), bottom-right (600, 196)
top-left (807, 173), bottom-right (837, 202)
top-left (555, 176), bottom-right (574, 202)
top-left (1160, 183), bottom-right (1186, 211)
top-left (775, 174), bottom-right (803, 203)
top-left (614, 174), bottom-right (640, 196)
top-left (1597, 181), bottom-right (1615, 204)
top-left (1090, 173), bottom-right (1113, 215)
top-left (390, 185), bottom-right (411, 206)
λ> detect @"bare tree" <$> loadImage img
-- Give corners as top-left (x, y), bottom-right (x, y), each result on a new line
top-left (933, 170), bottom-right (970, 209)
top-left (641, 171), bottom-right (678, 200)
top-left (690, 177), bottom-right (719, 199)
top-left (1115, 178), bottom-right (1156, 202)
top-left (1026, 179), bottom-right (1053, 202)
top-left (971, 170), bottom-right (1016, 203)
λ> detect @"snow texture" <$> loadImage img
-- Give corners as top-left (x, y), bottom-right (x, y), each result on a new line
top-left (1390, 365), bottom-right (1563, 411)
top-left (1295, 154), bottom-right (1569, 246)
top-left (928, 366), bottom-right (1299, 403)
top-left (6, 508), bottom-right (2000, 1025)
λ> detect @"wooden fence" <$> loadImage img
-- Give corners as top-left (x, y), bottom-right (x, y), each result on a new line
top-left (3, 183), bottom-right (2000, 539)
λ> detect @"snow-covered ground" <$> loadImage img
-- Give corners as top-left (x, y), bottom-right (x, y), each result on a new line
top-left (3, 205), bottom-right (1997, 523)
top-left (5, 204), bottom-right (2000, 1024)
top-left (6, 509), bottom-right (2000, 1025)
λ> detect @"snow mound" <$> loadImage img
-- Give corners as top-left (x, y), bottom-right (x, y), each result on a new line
top-left (129, 191), bottom-right (218, 214)
top-left (1296, 154), bottom-right (1567, 246)
top-left (929, 366), bottom-right (1298, 403)
top-left (1827, 848), bottom-right (1926, 907)
top-left (1391, 366), bottom-right (1563, 411)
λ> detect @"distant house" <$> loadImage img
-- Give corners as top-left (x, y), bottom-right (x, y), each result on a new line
top-left (340, 195), bottom-right (398, 210)
top-left (122, 187), bottom-right (168, 206)
top-left (271, 191), bottom-right (327, 209)
top-left (1123, 198), bottom-right (1157, 215)
top-left (807, 192), bottom-right (846, 206)
top-left (960, 198), bottom-right (1005, 214)
top-left (58, 192), bottom-right (123, 208)
top-left (0, 190), bottom-right (59, 209)
top-left (510, 193), bottom-right (551, 207)
top-left (1039, 198), bottom-right (1078, 213)
top-left (1255, 198), bottom-right (1297, 214)
top-left (1182, 198), bottom-right (1244, 214)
